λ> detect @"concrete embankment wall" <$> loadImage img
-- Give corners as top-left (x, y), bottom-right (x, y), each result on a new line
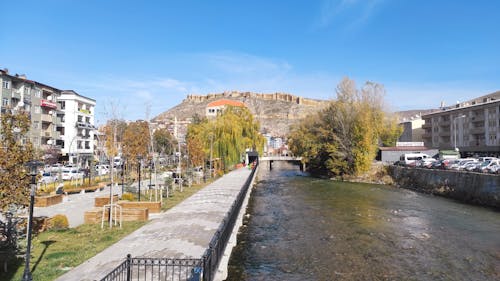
top-left (389, 166), bottom-right (500, 209)
top-left (214, 166), bottom-right (259, 281)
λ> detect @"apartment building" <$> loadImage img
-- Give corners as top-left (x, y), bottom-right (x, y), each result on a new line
top-left (422, 91), bottom-right (500, 156)
top-left (58, 90), bottom-right (96, 167)
top-left (399, 118), bottom-right (425, 142)
top-left (1, 68), bottom-right (96, 165)
top-left (1, 69), bottom-right (63, 152)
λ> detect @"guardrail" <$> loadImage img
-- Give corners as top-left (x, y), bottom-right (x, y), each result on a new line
top-left (100, 161), bottom-right (259, 281)
top-left (100, 255), bottom-right (203, 281)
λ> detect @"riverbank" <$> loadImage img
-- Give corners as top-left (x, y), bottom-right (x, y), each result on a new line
top-left (389, 166), bottom-right (500, 209)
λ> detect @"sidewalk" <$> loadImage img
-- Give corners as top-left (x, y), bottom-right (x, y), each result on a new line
top-left (56, 167), bottom-right (252, 281)
top-left (34, 173), bottom-right (170, 227)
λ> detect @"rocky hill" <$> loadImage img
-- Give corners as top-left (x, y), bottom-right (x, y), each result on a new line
top-left (153, 91), bottom-right (330, 137)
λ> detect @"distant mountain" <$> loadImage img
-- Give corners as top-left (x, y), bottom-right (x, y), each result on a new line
top-left (153, 91), bottom-right (330, 137)
top-left (395, 109), bottom-right (439, 122)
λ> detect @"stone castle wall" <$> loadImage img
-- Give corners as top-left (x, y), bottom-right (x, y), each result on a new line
top-left (185, 91), bottom-right (325, 106)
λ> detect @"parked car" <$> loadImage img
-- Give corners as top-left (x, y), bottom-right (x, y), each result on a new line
top-left (485, 163), bottom-right (500, 174)
top-left (40, 171), bottom-right (58, 184)
top-left (475, 160), bottom-right (500, 173)
top-left (417, 158), bottom-right (436, 168)
top-left (61, 168), bottom-right (83, 180)
top-left (450, 159), bottom-right (477, 170)
top-left (95, 164), bottom-right (110, 175)
top-left (49, 163), bottom-right (64, 172)
top-left (464, 162), bottom-right (480, 172)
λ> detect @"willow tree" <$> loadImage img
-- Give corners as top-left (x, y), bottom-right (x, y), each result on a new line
top-left (0, 111), bottom-right (35, 211)
top-left (289, 77), bottom-right (401, 177)
top-left (186, 105), bottom-right (265, 171)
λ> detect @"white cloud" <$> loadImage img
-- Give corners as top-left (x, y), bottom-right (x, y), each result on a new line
top-left (316, 0), bottom-right (385, 30)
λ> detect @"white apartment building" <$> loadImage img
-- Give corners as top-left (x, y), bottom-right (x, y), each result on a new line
top-left (422, 91), bottom-right (500, 156)
top-left (58, 90), bottom-right (96, 167)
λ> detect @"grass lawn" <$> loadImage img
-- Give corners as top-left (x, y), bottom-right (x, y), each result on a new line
top-left (1, 177), bottom-right (216, 281)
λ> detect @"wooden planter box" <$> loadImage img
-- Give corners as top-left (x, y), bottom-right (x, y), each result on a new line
top-left (35, 194), bottom-right (62, 207)
top-left (117, 201), bottom-right (162, 213)
top-left (95, 195), bottom-right (119, 207)
top-left (84, 207), bottom-right (149, 224)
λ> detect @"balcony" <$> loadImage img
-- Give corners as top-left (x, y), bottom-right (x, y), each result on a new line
top-left (76, 122), bottom-right (96, 129)
top-left (422, 123), bottom-right (432, 129)
top-left (471, 115), bottom-right (485, 122)
top-left (422, 132), bottom-right (432, 138)
top-left (469, 127), bottom-right (484, 135)
top-left (41, 114), bottom-right (53, 123)
top-left (40, 99), bottom-right (57, 109)
top-left (439, 131), bottom-right (451, 137)
top-left (439, 120), bottom-right (451, 126)
top-left (470, 140), bottom-right (486, 147)
top-left (11, 91), bottom-right (21, 100)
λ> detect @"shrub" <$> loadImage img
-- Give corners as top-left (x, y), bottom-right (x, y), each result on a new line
top-left (48, 214), bottom-right (69, 230)
top-left (121, 192), bottom-right (135, 201)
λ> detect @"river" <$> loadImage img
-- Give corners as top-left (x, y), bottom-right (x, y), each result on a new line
top-left (226, 161), bottom-right (500, 281)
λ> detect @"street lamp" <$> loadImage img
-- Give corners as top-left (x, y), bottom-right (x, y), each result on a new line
top-left (22, 160), bottom-right (44, 281)
top-left (121, 157), bottom-right (126, 196)
top-left (136, 155), bottom-right (143, 201)
top-left (453, 114), bottom-right (467, 152)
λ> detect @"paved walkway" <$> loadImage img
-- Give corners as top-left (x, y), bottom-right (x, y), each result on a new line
top-left (56, 167), bottom-right (252, 281)
top-left (34, 173), bottom-right (170, 228)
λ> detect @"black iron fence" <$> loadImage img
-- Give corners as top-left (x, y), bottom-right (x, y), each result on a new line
top-left (100, 161), bottom-right (258, 281)
top-left (101, 254), bottom-right (203, 281)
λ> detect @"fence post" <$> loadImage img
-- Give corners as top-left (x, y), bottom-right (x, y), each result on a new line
top-left (126, 254), bottom-right (131, 281)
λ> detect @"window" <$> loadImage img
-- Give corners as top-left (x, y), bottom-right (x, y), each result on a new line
top-left (60, 101), bottom-right (65, 110)
top-left (34, 106), bottom-right (40, 114)
top-left (24, 87), bottom-right (30, 95)
top-left (33, 121), bottom-right (39, 129)
top-left (77, 115), bottom-right (83, 122)
top-left (85, 141), bottom-right (90, 149)
top-left (85, 117), bottom-right (90, 123)
top-left (2, 98), bottom-right (8, 106)
top-left (2, 80), bottom-right (10, 89)
top-left (34, 89), bottom-right (41, 98)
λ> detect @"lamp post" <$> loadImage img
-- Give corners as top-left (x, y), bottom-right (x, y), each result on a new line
top-left (149, 159), bottom-right (152, 190)
top-left (136, 155), bottom-right (142, 201)
top-left (121, 157), bottom-right (126, 196)
top-left (453, 114), bottom-right (467, 152)
top-left (22, 160), bottom-right (44, 281)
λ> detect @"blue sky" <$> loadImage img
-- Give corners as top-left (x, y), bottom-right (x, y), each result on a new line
top-left (1, 0), bottom-right (499, 124)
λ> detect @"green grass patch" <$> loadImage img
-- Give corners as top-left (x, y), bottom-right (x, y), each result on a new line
top-left (1, 221), bottom-right (145, 281)
top-left (1, 178), bottom-right (216, 281)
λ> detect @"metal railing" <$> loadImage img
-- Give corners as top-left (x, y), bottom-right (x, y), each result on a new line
top-left (202, 160), bottom-right (258, 281)
top-left (100, 161), bottom-right (259, 281)
top-left (101, 255), bottom-right (203, 281)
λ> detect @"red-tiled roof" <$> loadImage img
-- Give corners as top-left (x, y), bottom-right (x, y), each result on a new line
top-left (379, 146), bottom-right (429, 151)
top-left (207, 99), bottom-right (245, 107)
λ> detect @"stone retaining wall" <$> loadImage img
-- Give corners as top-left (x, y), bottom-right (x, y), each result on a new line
top-left (389, 166), bottom-right (500, 209)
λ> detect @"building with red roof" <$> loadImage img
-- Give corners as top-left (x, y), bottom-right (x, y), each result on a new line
top-left (206, 99), bottom-right (245, 117)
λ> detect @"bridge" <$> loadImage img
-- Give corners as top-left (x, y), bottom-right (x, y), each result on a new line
top-left (259, 156), bottom-right (302, 161)
top-left (259, 156), bottom-right (304, 170)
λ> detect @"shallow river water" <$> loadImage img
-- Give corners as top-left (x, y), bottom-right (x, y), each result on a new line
top-left (226, 162), bottom-right (500, 281)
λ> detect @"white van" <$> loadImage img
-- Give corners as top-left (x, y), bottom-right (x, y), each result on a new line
top-left (400, 153), bottom-right (430, 166)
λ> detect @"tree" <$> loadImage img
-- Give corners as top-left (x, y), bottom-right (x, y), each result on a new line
top-left (186, 106), bottom-right (265, 171)
top-left (289, 78), bottom-right (401, 177)
top-left (101, 119), bottom-right (127, 158)
top-left (153, 128), bottom-right (176, 155)
top-left (0, 111), bottom-right (35, 211)
top-left (122, 120), bottom-right (150, 166)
